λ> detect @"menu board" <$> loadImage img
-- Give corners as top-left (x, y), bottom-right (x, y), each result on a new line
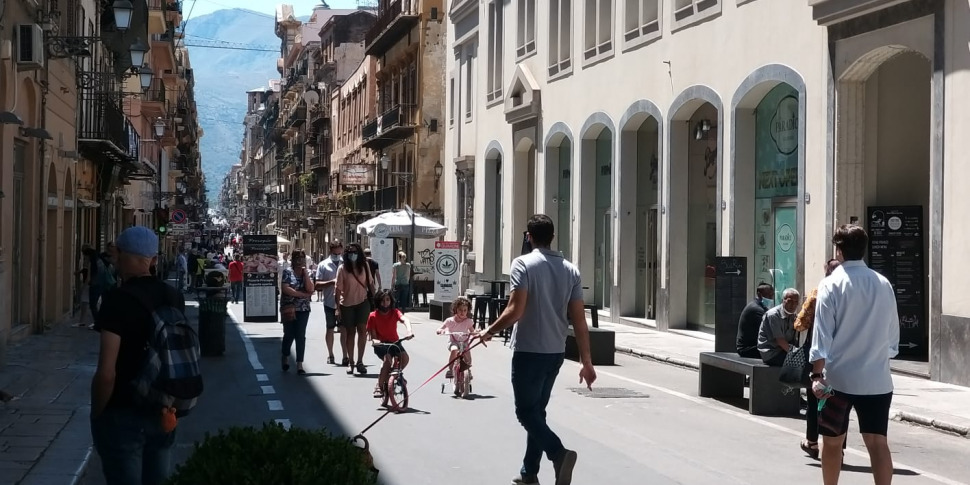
top-left (714, 257), bottom-right (748, 353)
top-left (867, 206), bottom-right (926, 358)
top-left (242, 235), bottom-right (280, 323)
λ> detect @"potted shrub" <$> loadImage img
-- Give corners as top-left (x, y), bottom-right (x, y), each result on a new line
top-left (166, 423), bottom-right (378, 485)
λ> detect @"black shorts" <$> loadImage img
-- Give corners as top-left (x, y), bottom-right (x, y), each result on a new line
top-left (818, 391), bottom-right (893, 437)
top-left (324, 306), bottom-right (338, 330)
top-left (374, 343), bottom-right (405, 360)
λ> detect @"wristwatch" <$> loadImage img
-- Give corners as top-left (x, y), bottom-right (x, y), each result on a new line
top-left (810, 372), bottom-right (824, 381)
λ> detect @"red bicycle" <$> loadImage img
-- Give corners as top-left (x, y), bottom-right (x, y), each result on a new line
top-left (380, 336), bottom-right (414, 412)
top-left (439, 331), bottom-right (473, 399)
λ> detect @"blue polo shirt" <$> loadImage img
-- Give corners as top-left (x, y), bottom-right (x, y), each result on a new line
top-left (508, 248), bottom-right (584, 354)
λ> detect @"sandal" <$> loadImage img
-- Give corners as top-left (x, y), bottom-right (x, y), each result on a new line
top-left (327, 356), bottom-right (336, 365)
top-left (373, 388), bottom-right (384, 398)
top-left (282, 356), bottom-right (290, 372)
top-left (800, 440), bottom-right (819, 460)
top-left (356, 362), bottom-right (367, 375)
top-left (341, 357), bottom-right (350, 366)
top-left (347, 364), bottom-right (355, 375)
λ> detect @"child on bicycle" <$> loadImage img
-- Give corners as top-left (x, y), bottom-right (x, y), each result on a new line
top-left (367, 289), bottom-right (414, 398)
top-left (436, 296), bottom-right (474, 379)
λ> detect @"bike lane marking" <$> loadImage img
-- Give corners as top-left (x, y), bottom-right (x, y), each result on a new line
top-left (228, 307), bottom-right (291, 425)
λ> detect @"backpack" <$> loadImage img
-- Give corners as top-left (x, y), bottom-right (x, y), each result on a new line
top-left (125, 288), bottom-right (204, 417)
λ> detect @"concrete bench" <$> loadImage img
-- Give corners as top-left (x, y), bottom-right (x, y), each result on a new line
top-left (429, 299), bottom-right (451, 322)
top-left (566, 325), bottom-right (615, 366)
top-left (698, 352), bottom-right (800, 416)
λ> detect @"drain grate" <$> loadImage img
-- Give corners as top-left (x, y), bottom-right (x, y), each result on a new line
top-left (569, 387), bottom-right (650, 399)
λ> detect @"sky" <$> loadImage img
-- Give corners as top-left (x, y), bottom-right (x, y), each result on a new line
top-left (183, 0), bottom-right (365, 21)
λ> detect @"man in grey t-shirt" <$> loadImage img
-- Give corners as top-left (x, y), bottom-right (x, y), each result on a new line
top-left (757, 288), bottom-right (800, 366)
top-left (482, 214), bottom-right (596, 485)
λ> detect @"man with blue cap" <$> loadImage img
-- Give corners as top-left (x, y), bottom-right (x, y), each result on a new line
top-left (91, 226), bottom-right (187, 485)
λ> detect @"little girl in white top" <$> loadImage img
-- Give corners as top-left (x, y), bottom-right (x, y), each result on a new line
top-left (436, 296), bottom-right (475, 378)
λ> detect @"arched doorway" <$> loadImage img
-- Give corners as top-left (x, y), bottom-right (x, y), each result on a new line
top-left (544, 124), bottom-right (573, 258)
top-left (732, 67), bottom-right (806, 308)
top-left (482, 146), bottom-right (504, 278)
top-left (64, 168), bottom-right (75, 315)
top-left (618, 103), bottom-right (661, 319)
top-left (512, 137), bottom-right (537, 254)
top-left (836, 48), bottom-right (932, 362)
top-left (45, 166), bottom-right (59, 323)
top-left (579, 114), bottom-right (615, 310)
top-left (12, 78), bottom-right (38, 328)
top-left (666, 88), bottom-right (722, 330)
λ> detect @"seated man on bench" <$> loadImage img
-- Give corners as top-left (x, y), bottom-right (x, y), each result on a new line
top-left (757, 288), bottom-right (801, 366)
top-left (736, 282), bottom-right (774, 358)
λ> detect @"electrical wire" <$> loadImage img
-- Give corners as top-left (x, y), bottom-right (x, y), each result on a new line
top-left (184, 42), bottom-right (277, 52)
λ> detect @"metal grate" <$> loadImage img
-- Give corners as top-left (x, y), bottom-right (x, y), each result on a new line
top-left (569, 387), bottom-right (650, 399)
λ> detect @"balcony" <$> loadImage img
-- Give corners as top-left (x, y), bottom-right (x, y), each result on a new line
top-left (286, 104), bottom-right (307, 128)
top-left (361, 104), bottom-right (416, 150)
top-left (364, 0), bottom-right (420, 57)
top-left (308, 154), bottom-right (328, 171)
top-left (351, 186), bottom-right (400, 213)
top-left (142, 79), bottom-right (167, 117)
top-left (78, 95), bottom-right (140, 168)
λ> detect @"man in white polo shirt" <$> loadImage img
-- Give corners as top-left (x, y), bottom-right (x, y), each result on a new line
top-left (810, 224), bottom-right (899, 485)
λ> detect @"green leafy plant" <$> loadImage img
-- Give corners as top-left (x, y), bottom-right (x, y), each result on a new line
top-left (166, 423), bottom-right (378, 485)
top-left (299, 173), bottom-right (317, 192)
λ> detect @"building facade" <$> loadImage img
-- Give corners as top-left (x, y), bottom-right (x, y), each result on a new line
top-left (445, 0), bottom-right (970, 385)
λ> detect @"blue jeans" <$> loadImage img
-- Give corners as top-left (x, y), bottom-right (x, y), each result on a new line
top-left (394, 284), bottom-right (410, 311)
top-left (231, 281), bottom-right (243, 303)
top-left (91, 406), bottom-right (176, 485)
top-left (282, 310), bottom-right (311, 362)
top-left (511, 352), bottom-right (566, 478)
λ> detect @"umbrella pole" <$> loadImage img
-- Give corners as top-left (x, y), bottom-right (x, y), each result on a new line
top-left (408, 210), bottom-right (416, 310)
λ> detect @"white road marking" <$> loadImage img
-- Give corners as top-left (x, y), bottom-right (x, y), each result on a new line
top-left (261, 385), bottom-right (276, 395)
top-left (228, 307), bottom-right (264, 371)
top-left (267, 400), bottom-right (284, 411)
top-left (256, 373), bottom-right (269, 382)
top-left (596, 368), bottom-right (966, 485)
top-left (275, 418), bottom-right (292, 430)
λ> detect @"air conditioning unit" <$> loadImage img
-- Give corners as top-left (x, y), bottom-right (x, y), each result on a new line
top-left (17, 24), bottom-right (45, 70)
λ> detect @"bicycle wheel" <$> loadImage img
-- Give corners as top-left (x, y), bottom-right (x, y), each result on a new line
top-left (388, 373), bottom-right (409, 411)
top-left (452, 360), bottom-right (463, 397)
top-left (460, 369), bottom-right (471, 399)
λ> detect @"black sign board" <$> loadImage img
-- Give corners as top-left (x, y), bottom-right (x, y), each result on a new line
top-left (867, 206), bottom-right (926, 358)
top-left (714, 257), bottom-right (748, 352)
top-left (242, 235), bottom-right (280, 323)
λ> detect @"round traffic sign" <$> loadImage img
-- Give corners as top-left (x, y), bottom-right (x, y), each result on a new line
top-left (373, 223), bottom-right (391, 239)
top-left (171, 209), bottom-right (187, 224)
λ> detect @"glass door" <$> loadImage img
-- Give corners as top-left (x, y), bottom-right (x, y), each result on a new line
top-left (772, 202), bottom-right (797, 304)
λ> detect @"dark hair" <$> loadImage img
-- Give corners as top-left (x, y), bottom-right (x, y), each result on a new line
top-left (373, 288), bottom-right (394, 310)
top-left (329, 239), bottom-right (343, 249)
top-left (342, 243), bottom-right (367, 272)
top-left (756, 282), bottom-right (774, 297)
top-left (451, 296), bottom-right (471, 315)
top-left (824, 258), bottom-right (841, 276)
top-left (832, 224), bottom-right (867, 261)
top-left (526, 214), bottom-right (555, 247)
top-left (291, 249), bottom-right (306, 265)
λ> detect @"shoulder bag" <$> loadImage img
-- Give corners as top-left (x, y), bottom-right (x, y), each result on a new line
top-left (779, 338), bottom-right (811, 389)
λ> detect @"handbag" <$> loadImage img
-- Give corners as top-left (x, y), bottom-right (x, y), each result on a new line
top-left (280, 304), bottom-right (297, 323)
top-left (779, 339), bottom-right (811, 388)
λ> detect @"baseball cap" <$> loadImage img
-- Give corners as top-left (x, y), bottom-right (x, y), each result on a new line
top-left (116, 226), bottom-right (159, 258)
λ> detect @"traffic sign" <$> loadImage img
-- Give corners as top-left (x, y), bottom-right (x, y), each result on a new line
top-left (170, 209), bottom-right (187, 224)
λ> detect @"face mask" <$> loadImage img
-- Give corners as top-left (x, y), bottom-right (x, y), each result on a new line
top-left (379, 303), bottom-right (390, 312)
top-left (348, 254), bottom-right (358, 263)
top-left (761, 297), bottom-right (772, 307)
top-left (331, 254), bottom-right (340, 262)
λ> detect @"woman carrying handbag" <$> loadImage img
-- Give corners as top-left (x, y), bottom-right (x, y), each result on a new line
top-left (335, 243), bottom-right (376, 376)
top-left (280, 250), bottom-right (314, 375)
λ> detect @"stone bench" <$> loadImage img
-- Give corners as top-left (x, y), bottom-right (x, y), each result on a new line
top-left (698, 352), bottom-right (800, 416)
top-left (566, 325), bottom-right (615, 366)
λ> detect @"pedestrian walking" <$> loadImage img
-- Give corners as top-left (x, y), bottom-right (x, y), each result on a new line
top-left (336, 242), bottom-right (376, 376)
top-left (175, 249), bottom-right (188, 292)
top-left (480, 214), bottom-right (597, 485)
top-left (391, 251), bottom-right (411, 312)
top-left (91, 226), bottom-right (199, 485)
top-left (280, 250), bottom-right (314, 375)
top-left (810, 224), bottom-right (900, 485)
top-left (228, 254), bottom-right (244, 304)
top-left (794, 258), bottom-right (845, 460)
top-left (364, 247), bottom-right (383, 290)
top-left (316, 240), bottom-right (348, 366)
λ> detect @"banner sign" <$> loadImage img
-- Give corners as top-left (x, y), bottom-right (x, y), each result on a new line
top-left (339, 164), bottom-right (376, 186)
top-left (434, 241), bottom-right (460, 302)
top-left (243, 234), bottom-right (279, 323)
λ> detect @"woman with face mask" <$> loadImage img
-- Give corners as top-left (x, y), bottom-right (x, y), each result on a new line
top-left (335, 243), bottom-right (376, 376)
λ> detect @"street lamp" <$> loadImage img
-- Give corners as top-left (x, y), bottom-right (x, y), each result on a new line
top-left (153, 119), bottom-right (166, 137)
top-left (380, 153), bottom-right (390, 170)
top-left (433, 160), bottom-right (443, 191)
top-left (138, 66), bottom-right (154, 91)
top-left (129, 39), bottom-right (149, 67)
top-left (112, 1), bottom-right (135, 31)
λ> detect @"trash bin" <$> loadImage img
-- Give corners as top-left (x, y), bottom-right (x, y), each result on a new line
top-left (197, 287), bottom-right (228, 357)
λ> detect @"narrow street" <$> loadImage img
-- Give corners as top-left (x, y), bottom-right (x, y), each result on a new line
top-left (80, 304), bottom-right (970, 485)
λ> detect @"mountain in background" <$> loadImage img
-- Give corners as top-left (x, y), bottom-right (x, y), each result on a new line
top-left (185, 9), bottom-right (308, 204)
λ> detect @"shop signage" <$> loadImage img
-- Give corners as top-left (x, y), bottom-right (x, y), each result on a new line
top-left (242, 234), bottom-right (280, 323)
top-left (434, 241), bottom-right (460, 302)
top-left (867, 206), bottom-right (926, 358)
top-left (339, 164), bottom-right (375, 186)
top-left (755, 86), bottom-right (800, 199)
top-left (769, 95), bottom-right (799, 155)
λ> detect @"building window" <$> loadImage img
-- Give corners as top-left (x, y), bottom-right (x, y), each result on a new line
top-left (583, 0), bottom-right (613, 62)
top-left (516, 0), bottom-right (536, 59)
top-left (487, 0), bottom-right (504, 103)
top-left (671, 0), bottom-right (720, 30)
top-left (548, 0), bottom-right (572, 78)
top-left (464, 55), bottom-right (473, 119)
top-left (449, 76), bottom-right (456, 126)
top-left (624, 0), bottom-right (659, 43)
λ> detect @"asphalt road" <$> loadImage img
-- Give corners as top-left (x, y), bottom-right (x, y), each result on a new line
top-left (80, 303), bottom-right (970, 485)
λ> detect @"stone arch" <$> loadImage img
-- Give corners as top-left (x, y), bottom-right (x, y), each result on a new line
top-left (580, 111), bottom-right (616, 140)
top-left (578, 112), bottom-right (616, 310)
top-left (44, 165), bottom-right (60, 322)
top-left (663, 85), bottom-right (723, 330)
top-left (617, 100), bottom-right (664, 319)
top-left (543, 122), bottom-right (573, 148)
top-left (730, 64), bottom-right (808, 302)
top-left (543, 122), bottom-right (575, 256)
top-left (482, 141), bottom-right (505, 278)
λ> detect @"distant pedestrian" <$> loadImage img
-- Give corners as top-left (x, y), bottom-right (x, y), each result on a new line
top-left (228, 254), bottom-right (244, 304)
top-left (736, 282), bottom-right (774, 358)
top-left (175, 249), bottom-right (188, 291)
top-left (811, 225), bottom-right (899, 485)
top-left (481, 214), bottom-right (596, 485)
top-left (757, 288), bottom-right (800, 366)
top-left (364, 247), bottom-right (383, 290)
top-left (316, 240), bottom-right (347, 365)
top-left (336, 243), bottom-right (376, 376)
top-left (391, 252), bottom-right (411, 312)
top-left (91, 226), bottom-right (196, 485)
top-left (280, 250), bottom-right (314, 375)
